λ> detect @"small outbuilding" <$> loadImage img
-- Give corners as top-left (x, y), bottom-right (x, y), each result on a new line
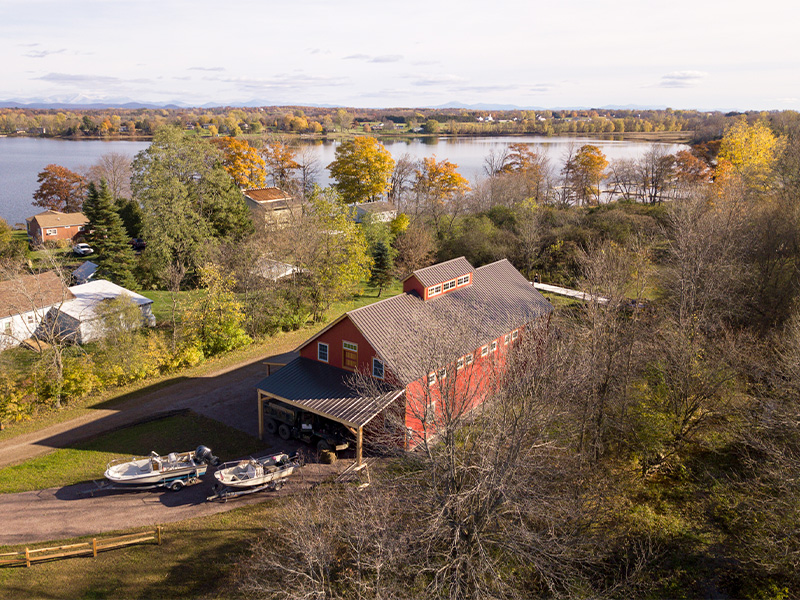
top-left (26, 210), bottom-right (88, 246)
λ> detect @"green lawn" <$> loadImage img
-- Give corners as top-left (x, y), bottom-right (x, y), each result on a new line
top-left (0, 500), bottom-right (278, 599)
top-left (0, 412), bottom-right (267, 494)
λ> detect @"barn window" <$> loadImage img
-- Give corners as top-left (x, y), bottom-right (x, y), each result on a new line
top-left (512, 329), bottom-right (519, 340)
top-left (504, 334), bottom-right (510, 345)
top-left (27, 315), bottom-right (34, 324)
top-left (427, 284), bottom-right (443, 298)
top-left (457, 274), bottom-right (471, 286)
top-left (343, 341), bottom-right (358, 352)
top-left (442, 279), bottom-right (456, 291)
top-left (317, 342), bottom-right (328, 362)
top-left (481, 345), bottom-right (488, 357)
top-left (45, 228), bottom-right (57, 236)
top-left (372, 357), bottom-right (384, 379)
top-left (490, 341), bottom-right (497, 353)
top-left (457, 357), bottom-right (464, 370)
top-left (425, 400), bottom-right (436, 424)
top-left (465, 354), bottom-right (473, 365)
top-left (438, 368), bottom-right (447, 380)
top-left (342, 341), bottom-right (358, 370)
top-left (427, 372), bottom-right (436, 386)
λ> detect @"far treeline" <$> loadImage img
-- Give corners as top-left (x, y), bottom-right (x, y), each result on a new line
top-left (2, 111), bottom-right (800, 597)
top-left (4, 104), bottom-right (799, 140)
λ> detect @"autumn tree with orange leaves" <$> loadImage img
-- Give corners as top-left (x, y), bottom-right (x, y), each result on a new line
top-left (564, 144), bottom-right (608, 205)
top-left (211, 137), bottom-right (266, 189)
top-left (413, 156), bottom-right (470, 234)
top-left (32, 164), bottom-right (86, 212)
top-left (261, 140), bottom-right (300, 189)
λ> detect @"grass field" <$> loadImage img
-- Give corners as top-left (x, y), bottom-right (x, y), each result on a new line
top-left (0, 412), bottom-right (267, 494)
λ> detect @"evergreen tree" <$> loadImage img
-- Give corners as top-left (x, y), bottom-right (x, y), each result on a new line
top-left (84, 181), bottom-right (138, 288)
top-left (368, 241), bottom-right (394, 297)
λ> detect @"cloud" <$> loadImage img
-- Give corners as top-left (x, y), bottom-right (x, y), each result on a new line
top-left (25, 48), bottom-right (66, 59)
top-left (658, 71), bottom-right (707, 88)
top-left (34, 73), bottom-right (151, 87)
top-left (370, 55), bottom-right (402, 63)
top-left (203, 72), bottom-right (349, 91)
top-left (188, 66), bottom-right (225, 72)
top-left (411, 74), bottom-right (467, 87)
top-left (344, 53), bottom-right (403, 63)
top-left (777, 97), bottom-right (799, 104)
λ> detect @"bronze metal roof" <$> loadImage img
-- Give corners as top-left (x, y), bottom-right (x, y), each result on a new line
top-left (243, 188), bottom-right (292, 203)
top-left (407, 256), bottom-right (475, 287)
top-left (347, 259), bottom-right (552, 384)
top-left (257, 357), bottom-right (403, 428)
top-left (0, 271), bottom-right (73, 319)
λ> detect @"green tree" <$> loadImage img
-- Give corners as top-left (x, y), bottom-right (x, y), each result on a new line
top-left (83, 181), bottom-right (137, 288)
top-left (184, 263), bottom-right (251, 357)
top-left (368, 241), bottom-right (394, 296)
top-left (328, 137), bottom-right (395, 204)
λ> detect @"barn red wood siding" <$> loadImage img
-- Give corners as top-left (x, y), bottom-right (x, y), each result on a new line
top-left (299, 316), bottom-right (389, 378)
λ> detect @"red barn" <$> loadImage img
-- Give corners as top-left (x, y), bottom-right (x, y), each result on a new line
top-left (256, 257), bottom-right (553, 462)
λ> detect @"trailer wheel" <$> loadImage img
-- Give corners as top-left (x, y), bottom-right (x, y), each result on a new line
top-left (278, 423), bottom-right (291, 440)
top-left (169, 480), bottom-right (185, 492)
top-left (265, 419), bottom-right (278, 435)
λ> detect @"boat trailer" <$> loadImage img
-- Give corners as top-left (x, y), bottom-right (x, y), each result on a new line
top-left (206, 454), bottom-right (302, 502)
top-left (81, 470), bottom-right (205, 497)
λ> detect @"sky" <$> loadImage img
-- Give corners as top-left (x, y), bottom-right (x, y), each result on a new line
top-left (2, 0), bottom-right (799, 111)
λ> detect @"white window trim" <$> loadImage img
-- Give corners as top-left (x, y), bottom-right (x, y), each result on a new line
top-left (490, 341), bottom-right (497, 353)
top-left (427, 284), bottom-right (443, 298)
top-left (512, 329), bottom-right (519, 340)
top-left (372, 357), bottom-right (385, 380)
top-left (45, 228), bottom-right (57, 236)
top-left (481, 345), bottom-right (488, 357)
top-left (457, 357), bottom-right (464, 370)
top-left (427, 372), bottom-right (436, 386)
top-left (438, 368), bottom-right (447, 380)
top-left (442, 279), bottom-right (456, 292)
top-left (457, 274), bottom-right (471, 286)
top-left (343, 341), bottom-right (358, 352)
top-left (465, 354), bottom-right (474, 365)
top-left (425, 400), bottom-right (436, 424)
top-left (317, 342), bottom-right (329, 363)
top-left (504, 334), bottom-right (510, 345)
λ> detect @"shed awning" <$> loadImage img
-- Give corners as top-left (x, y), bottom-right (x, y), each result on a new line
top-left (256, 357), bottom-right (403, 429)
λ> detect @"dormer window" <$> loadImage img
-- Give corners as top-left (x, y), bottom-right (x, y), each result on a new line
top-left (442, 279), bottom-right (456, 292)
top-left (457, 274), bottom-right (471, 286)
top-left (427, 284), bottom-right (443, 298)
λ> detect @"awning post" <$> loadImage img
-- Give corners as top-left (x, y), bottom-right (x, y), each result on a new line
top-left (356, 426), bottom-right (363, 466)
top-left (258, 393), bottom-right (264, 440)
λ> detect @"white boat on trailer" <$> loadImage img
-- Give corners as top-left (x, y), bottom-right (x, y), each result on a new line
top-left (100, 445), bottom-right (219, 492)
top-left (207, 452), bottom-right (300, 501)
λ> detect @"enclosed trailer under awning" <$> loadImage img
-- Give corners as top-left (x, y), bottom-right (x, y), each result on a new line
top-left (256, 357), bottom-right (403, 464)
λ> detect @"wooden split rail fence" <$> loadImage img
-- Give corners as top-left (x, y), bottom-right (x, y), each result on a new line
top-left (0, 526), bottom-right (162, 568)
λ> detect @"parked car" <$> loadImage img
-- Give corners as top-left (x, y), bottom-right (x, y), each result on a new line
top-left (129, 238), bottom-right (146, 251)
top-left (73, 243), bottom-right (94, 256)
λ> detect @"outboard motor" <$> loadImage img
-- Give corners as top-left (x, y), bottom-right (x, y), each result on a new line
top-left (195, 445), bottom-right (220, 466)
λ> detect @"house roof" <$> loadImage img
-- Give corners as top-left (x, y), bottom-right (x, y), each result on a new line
top-left (354, 201), bottom-right (396, 213)
top-left (402, 256), bottom-right (475, 287)
top-left (26, 210), bottom-right (88, 229)
top-left (243, 188), bottom-right (292, 203)
top-left (58, 280), bottom-right (152, 321)
top-left (345, 259), bottom-right (552, 385)
top-left (257, 357), bottom-right (403, 428)
top-left (0, 271), bottom-right (73, 319)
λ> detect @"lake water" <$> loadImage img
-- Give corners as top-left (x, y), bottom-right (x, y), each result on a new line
top-left (0, 136), bottom-right (684, 228)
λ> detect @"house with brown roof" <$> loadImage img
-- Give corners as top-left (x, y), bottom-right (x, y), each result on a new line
top-left (350, 201), bottom-right (397, 224)
top-left (0, 271), bottom-right (74, 350)
top-left (26, 210), bottom-right (88, 246)
top-left (243, 188), bottom-right (301, 227)
top-left (256, 257), bottom-right (553, 462)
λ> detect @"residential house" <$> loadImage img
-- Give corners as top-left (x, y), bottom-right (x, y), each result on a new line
top-left (256, 257), bottom-right (552, 462)
top-left (243, 188), bottom-right (301, 227)
top-left (26, 210), bottom-right (88, 246)
top-left (47, 280), bottom-right (156, 345)
top-left (350, 201), bottom-right (397, 224)
top-left (0, 271), bottom-right (74, 350)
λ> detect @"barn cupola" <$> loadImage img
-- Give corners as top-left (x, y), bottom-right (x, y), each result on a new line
top-left (402, 256), bottom-right (475, 301)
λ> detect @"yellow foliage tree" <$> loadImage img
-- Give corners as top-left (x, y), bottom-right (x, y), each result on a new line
top-left (718, 118), bottom-right (783, 189)
top-left (261, 140), bottom-right (300, 189)
top-left (211, 137), bottom-right (266, 189)
top-left (328, 137), bottom-right (395, 203)
top-left (565, 144), bottom-right (608, 205)
top-left (413, 156), bottom-right (470, 206)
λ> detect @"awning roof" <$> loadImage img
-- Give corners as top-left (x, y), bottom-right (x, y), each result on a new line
top-left (256, 357), bottom-right (403, 429)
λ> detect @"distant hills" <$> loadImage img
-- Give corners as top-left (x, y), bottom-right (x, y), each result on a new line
top-left (0, 96), bottom-right (679, 112)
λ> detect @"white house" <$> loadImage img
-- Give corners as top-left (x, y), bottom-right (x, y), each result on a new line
top-left (48, 280), bottom-right (156, 344)
top-left (0, 271), bottom-right (73, 351)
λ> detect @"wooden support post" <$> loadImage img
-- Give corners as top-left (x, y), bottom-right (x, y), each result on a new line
top-left (157, 526), bottom-right (162, 545)
top-left (257, 392), bottom-right (264, 441)
top-left (356, 426), bottom-right (363, 466)
top-left (92, 538), bottom-right (97, 557)
top-left (25, 547), bottom-right (30, 568)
